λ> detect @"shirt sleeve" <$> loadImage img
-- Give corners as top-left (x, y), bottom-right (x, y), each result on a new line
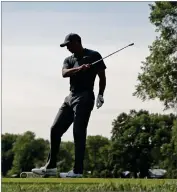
top-left (62, 57), bottom-right (70, 69)
top-left (93, 52), bottom-right (107, 73)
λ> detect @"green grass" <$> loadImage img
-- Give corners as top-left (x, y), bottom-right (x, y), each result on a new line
top-left (2, 178), bottom-right (177, 192)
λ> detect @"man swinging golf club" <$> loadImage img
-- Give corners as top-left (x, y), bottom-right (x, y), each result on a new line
top-left (32, 33), bottom-right (107, 178)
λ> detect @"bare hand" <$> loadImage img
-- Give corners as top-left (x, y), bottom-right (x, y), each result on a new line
top-left (79, 64), bottom-right (90, 71)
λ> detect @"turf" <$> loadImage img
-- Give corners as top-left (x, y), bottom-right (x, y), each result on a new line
top-left (2, 178), bottom-right (177, 192)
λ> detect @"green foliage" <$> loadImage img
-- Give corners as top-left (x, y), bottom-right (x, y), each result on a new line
top-left (7, 131), bottom-right (49, 176)
top-left (110, 109), bottom-right (177, 178)
top-left (160, 120), bottom-right (177, 178)
top-left (1, 133), bottom-right (19, 176)
top-left (85, 135), bottom-right (111, 176)
top-left (2, 115), bottom-right (177, 179)
top-left (133, 2), bottom-right (177, 110)
top-left (171, 120), bottom-right (177, 152)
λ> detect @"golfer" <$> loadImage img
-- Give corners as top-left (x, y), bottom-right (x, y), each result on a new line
top-left (32, 33), bottom-right (107, 178)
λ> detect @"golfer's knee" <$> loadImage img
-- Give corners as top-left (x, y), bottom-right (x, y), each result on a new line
top-left (50, 125), bottom-right (63, 138)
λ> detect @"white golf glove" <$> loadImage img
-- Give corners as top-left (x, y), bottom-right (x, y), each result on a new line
top-left (96, 94), bottom-right (104, 109)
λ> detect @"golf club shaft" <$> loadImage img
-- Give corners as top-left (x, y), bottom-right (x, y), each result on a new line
top-left (91, 43), bottom-right (134, 65)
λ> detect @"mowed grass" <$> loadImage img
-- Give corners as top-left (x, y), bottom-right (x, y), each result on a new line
top-left (2, 178), bottom-right (177, 192)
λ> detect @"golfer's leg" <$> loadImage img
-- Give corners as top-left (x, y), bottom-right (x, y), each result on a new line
top-left (46, 101), bottom-right (74, 168)
top-left (72, 95), bottom-right (94, 174)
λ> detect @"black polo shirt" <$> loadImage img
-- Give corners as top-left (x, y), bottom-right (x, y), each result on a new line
top-left (63, 48), bottom-right (107, 93)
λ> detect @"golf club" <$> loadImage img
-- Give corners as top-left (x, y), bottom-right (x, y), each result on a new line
top-left (91, 43), bottom-right (134, 65)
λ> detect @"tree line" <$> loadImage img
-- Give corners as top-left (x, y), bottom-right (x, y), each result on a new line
top-left (2, 2), bottom-right (177, 179)
top-left (2, 110), bottom-right (177, 178)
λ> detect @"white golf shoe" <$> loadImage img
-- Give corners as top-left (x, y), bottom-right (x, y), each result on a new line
top-left (60, 170), bottom-right (83, 178)
top-left (32, 166), bottom-right (57, 176)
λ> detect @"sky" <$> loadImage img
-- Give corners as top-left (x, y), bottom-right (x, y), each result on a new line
top-left (2, 1), bottom-right (174, 142)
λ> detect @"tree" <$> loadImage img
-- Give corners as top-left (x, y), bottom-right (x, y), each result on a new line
top-left (133, 2), bottom-right (177, 110)
top-left (110, 110), bottom-right (151, 178)
top-left (160, 120), bottom-right (177, 178)
top-left (8, 131), bottom-right (49, 176)
top-left (172, 120), bottom-right (177, 153)
top-left (1, 133), bottom-right (19, 176)
top-left (85, 135), bottom-right (110, 177)
top-left (110, 110), bottom-right (176, 178)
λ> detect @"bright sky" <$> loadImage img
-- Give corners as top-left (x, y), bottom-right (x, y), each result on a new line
top-left (2, 1), bottom-right (173, 142)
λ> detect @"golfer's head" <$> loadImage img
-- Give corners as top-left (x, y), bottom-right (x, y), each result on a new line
top-left (60, 33), bottom-right (82, 53)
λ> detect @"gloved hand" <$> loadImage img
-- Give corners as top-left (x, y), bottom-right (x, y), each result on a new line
top-left (96, 95), bottom-right (104, 109)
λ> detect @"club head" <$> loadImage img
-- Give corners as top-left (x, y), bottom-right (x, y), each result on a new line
top-left (129, 43), bottom-right (134, 46)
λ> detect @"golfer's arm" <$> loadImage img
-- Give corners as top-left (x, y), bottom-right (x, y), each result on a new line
top-left (62, 67), bottom-right (81, 78)
top-left (98, 70), bottom-right (106, 96)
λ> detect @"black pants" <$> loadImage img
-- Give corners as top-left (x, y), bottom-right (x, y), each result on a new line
top-left (45, 91), bottom-right (95, 174)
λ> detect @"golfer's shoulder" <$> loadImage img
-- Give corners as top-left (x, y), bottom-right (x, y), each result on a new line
top-left (63, 54), bottom-right (74, 64)
top-left (85, 48), bottom-right (102, 58)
